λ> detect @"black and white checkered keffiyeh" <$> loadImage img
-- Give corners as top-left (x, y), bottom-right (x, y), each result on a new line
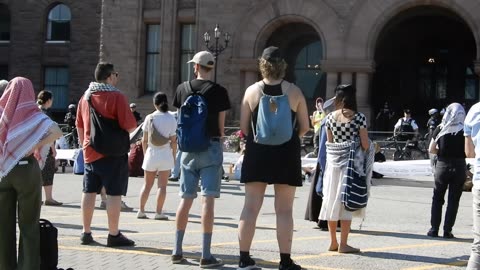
top-left (84, 82), bottom-right (119, 101)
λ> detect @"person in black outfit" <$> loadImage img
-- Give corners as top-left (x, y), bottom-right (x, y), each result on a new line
top-left (238, 46), bottom-right (310, 270)
top-left (427, 103), bottom-right (466, 239)
top-left (130, 103), bottom-right (142, 124)
top-left (426, 108), bottom-right (441, 142)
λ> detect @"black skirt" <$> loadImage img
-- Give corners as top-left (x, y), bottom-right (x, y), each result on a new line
top-left (240, 134), bottom-right (302, 186)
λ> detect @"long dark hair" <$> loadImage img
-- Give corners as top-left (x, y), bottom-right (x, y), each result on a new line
top-left (153, 91), bottom-right (168, 112)
top-left (334, 84), bottom-right (357, 113)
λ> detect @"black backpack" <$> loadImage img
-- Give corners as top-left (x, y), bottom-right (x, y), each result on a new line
top-left (87, 97), bottom-right (130, 157)
top-left (40, 219), bottom-right (58, 270)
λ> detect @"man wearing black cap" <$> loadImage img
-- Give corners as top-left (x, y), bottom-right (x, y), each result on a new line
top-left (394, 108), bottom-right (419, 141)
top-left (171, 50), bottom-right (231, 268)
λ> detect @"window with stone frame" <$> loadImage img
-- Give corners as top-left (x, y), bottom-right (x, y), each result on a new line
top-left (145, 24), bottom-right (160, 93)
top-left (180, 24), bottom-right (196, 83)
top-left (47, 4), bottom-right (71, 41)
top-left (0, 4), bottom-right (10, 41)
top-left (44, 67), bottom-right (69, 109)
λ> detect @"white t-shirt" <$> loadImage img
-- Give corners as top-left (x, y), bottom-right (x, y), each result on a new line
top-left (143, 111), bottom-right (177, 146)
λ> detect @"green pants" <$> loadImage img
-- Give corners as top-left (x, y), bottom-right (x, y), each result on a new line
top-left (0, 155), bottom-right (42, 270)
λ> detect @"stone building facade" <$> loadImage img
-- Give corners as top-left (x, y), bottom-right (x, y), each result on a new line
top-left (3, 0), bottom-right (480, 128)
top-left (0, 0), bottom-right (100, 118)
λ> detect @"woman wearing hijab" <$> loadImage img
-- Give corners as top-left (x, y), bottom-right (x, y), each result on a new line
top-left (427, 103), bottom-right (466, 238)
top-left (0, 77), bottom-right (62, 270)
top-left (37, 90), bottom-right (62, 206)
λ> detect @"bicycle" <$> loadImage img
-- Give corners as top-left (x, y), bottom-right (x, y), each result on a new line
top-left (380, 134), bottom-right (429, 161)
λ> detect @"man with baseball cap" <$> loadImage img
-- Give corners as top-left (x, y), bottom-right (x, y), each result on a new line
top-left (171, 51), bottom-right (231, 268)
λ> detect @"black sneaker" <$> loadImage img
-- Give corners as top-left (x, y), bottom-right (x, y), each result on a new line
top-left (80, 232), bottom-right (94, 245)
top-left (443, 231), bottom-right (455, 239)
top-left (279, 260), bottom-right (302, 270)
top-left (238, 256), bottom-right (261, 270)
top-left (427, 229), bottom-right (439, 237)
top-left (171, 254), bottom-right (186, 264)
top-left (200, 256), bottom-right (224, 268)
top-left (168, 176), bottom-right (179, 182)
top-left (107, 232), bottom-right (135, 247)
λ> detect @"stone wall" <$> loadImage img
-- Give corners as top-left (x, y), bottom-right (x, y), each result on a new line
top-left (0, 0), bottom-right (101, 104)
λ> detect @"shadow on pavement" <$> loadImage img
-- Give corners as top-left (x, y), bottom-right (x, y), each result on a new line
top-left (354, 229), bottom-right (473, 242)
top-left (358, 251), bottom-right (468, 266)
top-left (53, 222), bottom-right (138, 233)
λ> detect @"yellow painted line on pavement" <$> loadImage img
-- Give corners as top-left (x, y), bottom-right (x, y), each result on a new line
top-left (401, 260), bottom-right (467, 270)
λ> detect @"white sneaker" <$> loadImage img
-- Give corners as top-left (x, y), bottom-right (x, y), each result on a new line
top-left (154, 213), bottom-right (169, 220)
top-left (137, 211), bottom-right (148, 219)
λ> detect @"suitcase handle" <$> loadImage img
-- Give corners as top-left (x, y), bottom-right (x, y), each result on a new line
top-left (39, 218), bottom-right (54, 228)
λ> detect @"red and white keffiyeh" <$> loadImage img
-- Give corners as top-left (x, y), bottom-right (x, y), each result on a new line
top-left (0, 77), bottom-right (55, 179)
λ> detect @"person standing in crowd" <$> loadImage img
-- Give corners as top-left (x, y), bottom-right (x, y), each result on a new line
top-left (427, 108), bottom-right (441, 142)
top-left (0, 79), bottom-right (8, 96)
top-left (171, 51), bottom-right (231, 268)
top-left (427, 103), bottom-right (466, 239)
top-left (37, 90), bottom-right (63, 206)
top-left (375, 101), bottom-right (394, 131)
top-left (394, 108), bottom-right (419, 141)
top-left (137, 92), bottom-right (177, 220)
top-left (76, 62), bottom-right (137, 247)
top-left (464, 101), bottom-right (480, 269)
top-left (305, 96), bottom-right (336, 231)
top-left (238, 46), bottom-right (309, 270)
top-left (310, 97), bottom-right (325, 156)
top-left (130, 103), bottom-right (142, 125)
top-left (320, 84), bottom-right (371, 254)
top-left (168, 110), bottom-right (181, 182)
top-left (0, 77), bottom-right (62, 270)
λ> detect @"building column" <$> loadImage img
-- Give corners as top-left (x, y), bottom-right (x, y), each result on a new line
top-left (474, 60), bottom-right (480, 99)
top-left (326, 72), bottom-right (338, 99)
top-left (341, 72), bottom-right (353, 85)
top-left (356, 72), bottom-right (372, 126)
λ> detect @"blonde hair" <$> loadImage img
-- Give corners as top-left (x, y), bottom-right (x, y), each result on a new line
top-left (258, 58), bottom-right (287, 80)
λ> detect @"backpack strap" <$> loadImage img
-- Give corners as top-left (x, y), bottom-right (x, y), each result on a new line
top-left (184, 80), bottom-right (214, 96)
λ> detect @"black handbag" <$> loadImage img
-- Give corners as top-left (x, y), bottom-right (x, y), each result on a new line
top-left (87, 97), bottom-right (130, 157)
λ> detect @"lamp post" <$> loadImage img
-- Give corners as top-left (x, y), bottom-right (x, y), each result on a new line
top-left (203, 24), bottom-right (230, 82)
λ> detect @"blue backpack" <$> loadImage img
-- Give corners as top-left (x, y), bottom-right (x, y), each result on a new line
top-left (177, 81), bottom-right (212, 152)
top-left (252, 81), bottom-right (296, 145)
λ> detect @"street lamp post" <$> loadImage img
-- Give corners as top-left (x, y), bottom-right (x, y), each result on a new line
top-left (203, 24), bottom-right (230, 83)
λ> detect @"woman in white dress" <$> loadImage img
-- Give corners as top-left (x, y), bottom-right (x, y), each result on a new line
top-left (137, 92), bottom-right (177, 220)
top-left (319, 84), bottom-right (371, 253)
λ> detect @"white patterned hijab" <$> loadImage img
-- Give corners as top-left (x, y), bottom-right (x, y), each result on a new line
top-left (435, 102), bottom-right (465, 142)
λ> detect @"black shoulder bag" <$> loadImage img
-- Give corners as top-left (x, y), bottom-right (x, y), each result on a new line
top-left (87, 97), bottom-right (130, 157)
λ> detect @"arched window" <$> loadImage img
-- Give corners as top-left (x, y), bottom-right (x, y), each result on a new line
top-left (47, 4), bottom-right (71, 41)
top-left (0, 4), bottom-right (10, 41)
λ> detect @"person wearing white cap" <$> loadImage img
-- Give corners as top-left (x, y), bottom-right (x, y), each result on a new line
top-left (129, 103), bottom-right (142, 124)
top-left (171, 50), bottom-right (231, 268)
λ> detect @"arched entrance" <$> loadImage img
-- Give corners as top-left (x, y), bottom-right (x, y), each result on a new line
top-left (264, 23), bottom-right (325, 108)
top-left (371, 6), bottom-right (478, 132)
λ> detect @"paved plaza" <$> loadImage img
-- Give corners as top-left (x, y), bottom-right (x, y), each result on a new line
top-left (35, 164), bottom-right (473, 270)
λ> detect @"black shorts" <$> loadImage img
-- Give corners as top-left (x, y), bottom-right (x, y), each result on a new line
top-left (83, 155), bottom-right (129, 196)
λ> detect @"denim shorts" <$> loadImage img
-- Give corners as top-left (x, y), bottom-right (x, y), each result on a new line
top-left (179, 140), bottom-right (223, 198)
top-left (83, 155), bottom-right (129, 196)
